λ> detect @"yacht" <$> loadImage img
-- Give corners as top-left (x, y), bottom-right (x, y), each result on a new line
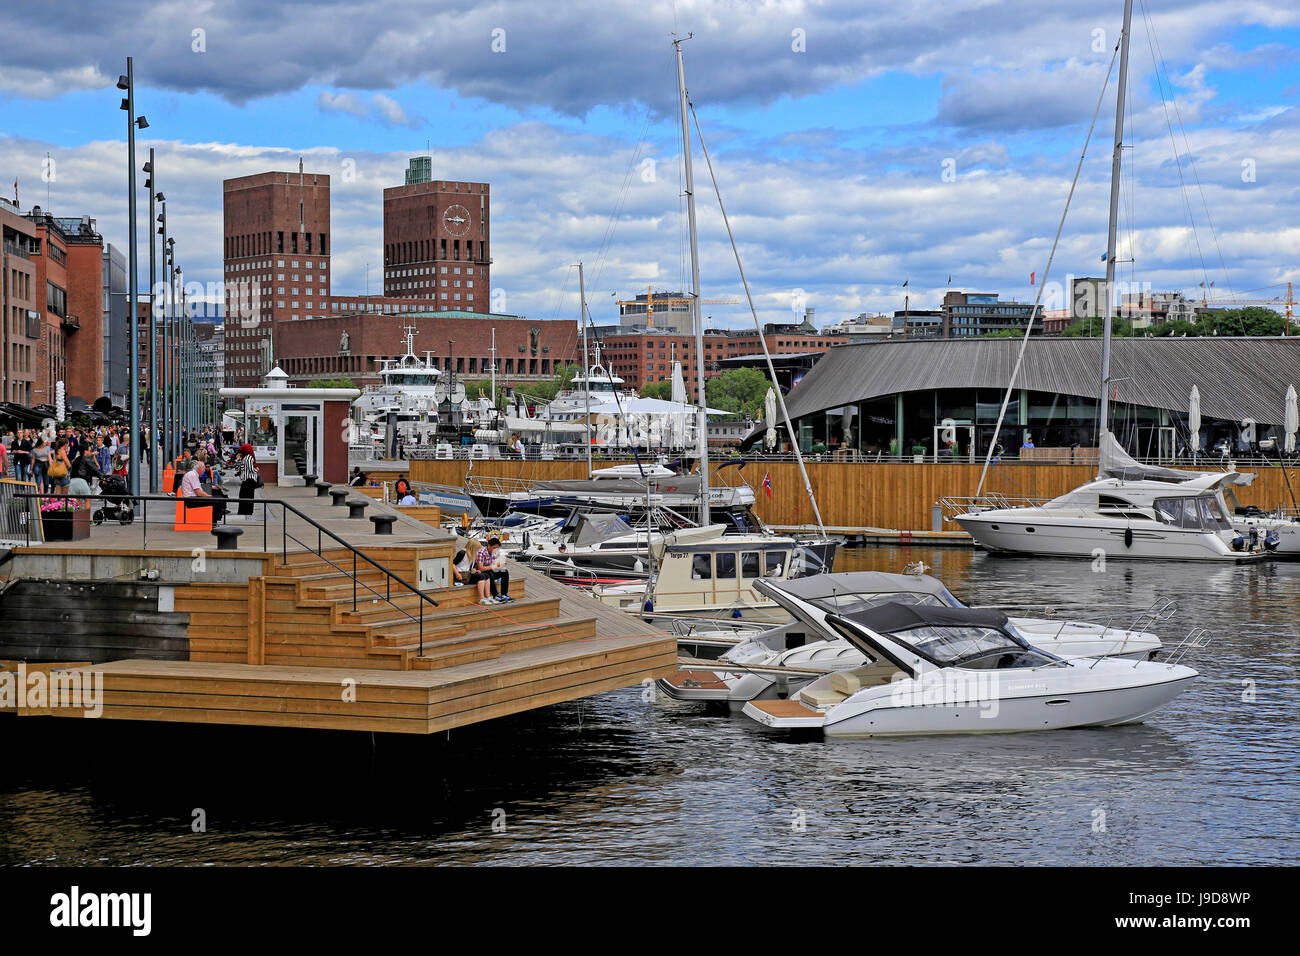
top-left (660, 571), bottom-right (1164, 709)
top-left (956, 0), bottom-right (1277, 564)
top-left (743, 602), bottom-right (1197, 737)
top-left (955, 435), bottom-right (1274, 561)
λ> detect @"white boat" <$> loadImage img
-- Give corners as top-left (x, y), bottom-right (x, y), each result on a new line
top-left (742, 602), bottom-right (1197, 737)
top-left (660, 571), bottom-right (1163, 709)
top-left (957, 0), bottom-right (1276, 564)
top-left (593, 531), bottom-right (835, 620)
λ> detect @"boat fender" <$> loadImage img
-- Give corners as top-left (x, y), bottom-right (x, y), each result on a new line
top-left (642, 599), bottom-right (654, 613)
top-left (1124, 528), bottom-right (1133, 548)
top-left (732, 608), bottom-right (743, 619)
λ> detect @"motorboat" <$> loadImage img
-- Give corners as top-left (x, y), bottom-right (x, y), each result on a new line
top-left (742, 602), bottom-right (1198, 737)
top-left (955, 435), bottom-right (1276, 562)
top-left (659, 571), bottom-right (1164, 709)
top-left (593, 532), bottom-right (836, 620)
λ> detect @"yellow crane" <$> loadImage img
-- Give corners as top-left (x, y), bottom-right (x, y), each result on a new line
top-left (616, 285), bottom-right (739, 328)
top-left (1199, 282), bottom-right (1296, 334)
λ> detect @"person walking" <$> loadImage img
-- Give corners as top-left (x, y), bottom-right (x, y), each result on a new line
top-left (48, 437), bottom-right (73, 494)
top-left (236, 443), bottom-right (259, 516)
top-left (31, 437), bottom-right (51, 493)
top-left (13, 430), bottom-right (32, 483)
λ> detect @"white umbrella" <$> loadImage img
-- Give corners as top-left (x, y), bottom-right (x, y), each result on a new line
top-left (764, 387), bottom-right (778, 451)
top-left (1188, 385), bottom-right (1202, 455)
top-left (670, 362), bottom-right (687, 447)
top-left (1285, 384), bottom-right (1298, 454)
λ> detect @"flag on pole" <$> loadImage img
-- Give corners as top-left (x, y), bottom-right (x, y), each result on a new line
top-left (902, 279), bottom-right (908, 288)
top-left (762, 472), bottom-right (772, 498)
top-left (1030, 271), bottom-right (1036, 285)
top-left (946, 275), bottom-right (951, 285)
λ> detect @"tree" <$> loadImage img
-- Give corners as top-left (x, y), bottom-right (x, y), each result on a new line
top-left (307, 377), bottom-right (357, 389)
top-left (704, 366), bottom-right (773, 420)
top-left (640, 380), bottom-right (673, 400)
top-left (512, 364), bottom-right (578, 403)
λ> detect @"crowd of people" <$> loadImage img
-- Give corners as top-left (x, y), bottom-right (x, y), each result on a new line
top-left (0, 421), bottom-right (267, 524)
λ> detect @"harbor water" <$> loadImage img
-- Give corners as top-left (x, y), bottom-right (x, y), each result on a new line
top-left (2, 545), bottom-right (1296, 866)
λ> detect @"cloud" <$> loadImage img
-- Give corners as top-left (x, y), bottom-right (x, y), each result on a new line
top-left (316, 90), bottom-right (421, 127)
top-left (6, 97), bottom-right (1298, 334)
top-left (0, 0), bottom-right (1295, 121)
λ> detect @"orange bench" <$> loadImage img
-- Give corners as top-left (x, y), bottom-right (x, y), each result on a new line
top-left (174, 498), bottom-right (214, 531)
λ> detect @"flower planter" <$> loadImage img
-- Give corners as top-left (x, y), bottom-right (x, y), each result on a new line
top-left (41, 508), bottom-right (91, 541)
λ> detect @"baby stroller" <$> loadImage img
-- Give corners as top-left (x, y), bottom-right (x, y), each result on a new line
top-left (92, 474), bottom-right (136, 525)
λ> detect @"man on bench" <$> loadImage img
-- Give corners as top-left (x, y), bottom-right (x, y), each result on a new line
top-left (180, 459), bottom-right (227, 523)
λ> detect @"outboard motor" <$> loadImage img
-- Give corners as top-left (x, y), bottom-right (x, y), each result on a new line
top-left (1249, 527), bottom-right (1260, 551)
top-left (1231, 534), bottom-right (1248, 552)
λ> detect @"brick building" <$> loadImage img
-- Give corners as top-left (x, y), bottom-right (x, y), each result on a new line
top-left (274, 310), bottom-right (580, 388)
top-left (222, 166), bottom-right (332, 386)
top-left (17, 205), bottom-right (105, 407)
top-left (597, 323), bottom-right (847, 398)
top-left (383, 158), bottom-right (490, 310)
top-left (1, 198), bottom-right (41, 405)
top-left (224, 159), bottom-right (495, 387)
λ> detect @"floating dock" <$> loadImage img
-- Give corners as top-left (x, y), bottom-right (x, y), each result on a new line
top-left (0, 485), bottom-right (674, 734)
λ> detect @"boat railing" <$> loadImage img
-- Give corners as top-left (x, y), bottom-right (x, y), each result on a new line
top-left (464, 474), bottom-right (539, 498)
top-left (937, 494), bottom-right (1050, 521)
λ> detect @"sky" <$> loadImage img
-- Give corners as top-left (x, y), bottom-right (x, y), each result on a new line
top-left (2, 0), bottom-right (1299, 330)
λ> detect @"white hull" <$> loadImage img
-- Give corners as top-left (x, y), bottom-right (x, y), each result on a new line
top-left (957, 512), bottom-right (1257, 562)
top-left (745, 670), bottom-right (1195, 736)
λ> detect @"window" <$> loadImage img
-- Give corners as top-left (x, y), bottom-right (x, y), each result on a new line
top-left (691, 554), bottom-right (712, 579)
top-left (715, 552), bottom-right (737, 579)
top-left (741, 551), bottom-right (760, 577)
top-left (763, 551), bottom-right (786, 577)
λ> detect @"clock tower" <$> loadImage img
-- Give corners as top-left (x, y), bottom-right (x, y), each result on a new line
top-left (382, 158), bottom-right (490, 310)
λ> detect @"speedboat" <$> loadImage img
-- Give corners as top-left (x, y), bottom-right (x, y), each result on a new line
top-left (659, 571), bottom-right (1163, 709)
top-left (742, 602), bottom-right (1197, 737)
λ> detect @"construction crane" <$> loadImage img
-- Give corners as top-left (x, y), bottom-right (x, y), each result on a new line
top-left (615, 285), bottom-right (739, 328)
top-left (1199, 282), bottom-right (1296, 334)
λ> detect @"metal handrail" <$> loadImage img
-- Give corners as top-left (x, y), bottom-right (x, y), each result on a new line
top-left (16, 491), bottom-right (440, 654)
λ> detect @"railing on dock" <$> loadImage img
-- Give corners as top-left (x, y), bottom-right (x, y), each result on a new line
top-left (15, 491), bottom-right (441, 654)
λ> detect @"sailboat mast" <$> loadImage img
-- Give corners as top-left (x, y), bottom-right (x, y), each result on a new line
top-left (675, 35), bottom-right (710, 526)
top-left (1099, 0), bottom-right (1134, 452)
top-left (577, 259), bottom-right (592, 477)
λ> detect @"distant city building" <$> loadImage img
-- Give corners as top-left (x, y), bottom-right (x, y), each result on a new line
top-left (195, 322), bottom-right (224, 421)
top-left (891, 309), bottom-right (943, 337)
top-left (1, 197), bottom-right (41, 405)
top-left (101, 243), bottom-right (128, 406)
top-left (942, 291), bottom-right (1037, 337)
top-left (617, 289), bottom-right (692, 332)
top-left (383, 170), bottom-right (489, 306)
top-left (404, 156), bottom-right (432, 186)
top-left (822, 312), bottom-right (893, 341)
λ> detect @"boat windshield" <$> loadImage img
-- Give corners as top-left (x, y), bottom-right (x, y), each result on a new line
top-left (890, 625), bottom-right (1056, 669)
top-left (1153, 495), bottom-right (1232, 531)
top-left (812, 588), bottom-right (961, 615)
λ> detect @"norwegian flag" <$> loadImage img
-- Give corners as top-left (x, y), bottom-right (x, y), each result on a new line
top-left (762, 472), bottom-right (772, 498)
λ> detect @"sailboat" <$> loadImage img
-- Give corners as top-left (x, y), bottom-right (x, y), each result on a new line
top-left (953, 0), bottom-right (1273, 563)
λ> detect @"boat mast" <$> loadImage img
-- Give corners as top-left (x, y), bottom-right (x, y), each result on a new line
top-left (1099, 0), bottom-right (1134, 459)
top-left (675, 35), bottom-right (710, 526)
top-left (577, 260), bottom-right (593, 477)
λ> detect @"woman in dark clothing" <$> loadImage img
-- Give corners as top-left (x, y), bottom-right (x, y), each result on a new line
top-left (236, 444), bottom-right (259, 516)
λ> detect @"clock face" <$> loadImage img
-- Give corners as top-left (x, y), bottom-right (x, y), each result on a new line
top-left (442, 204), bottom-right (471, 237)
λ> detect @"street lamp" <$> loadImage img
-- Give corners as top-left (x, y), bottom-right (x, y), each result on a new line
top-left (118, 57), bottom-right (148, 499)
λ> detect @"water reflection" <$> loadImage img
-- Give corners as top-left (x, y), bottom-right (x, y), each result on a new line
top-left (2, 545), bottom-right (1296, 865)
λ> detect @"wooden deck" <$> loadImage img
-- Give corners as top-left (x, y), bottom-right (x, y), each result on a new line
top-left (2, 484), bottom-right (675, 734)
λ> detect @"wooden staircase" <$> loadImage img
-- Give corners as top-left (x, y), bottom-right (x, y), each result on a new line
top-left (210, 545), bottom-right (598, 675)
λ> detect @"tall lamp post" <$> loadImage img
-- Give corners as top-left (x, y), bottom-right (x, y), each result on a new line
top-left (157, 205), bottom-right (170, 462)
top-left (117, 58), bottom-right (148, 499)
top-left (143, 155), bottom-right (161, 493)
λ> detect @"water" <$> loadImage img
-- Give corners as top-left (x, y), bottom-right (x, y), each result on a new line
top-left (2, 545), bottom-right (1297, 866)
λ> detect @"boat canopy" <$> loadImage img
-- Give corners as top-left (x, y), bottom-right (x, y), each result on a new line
top-left (1099, 430), bottom-right (1255, 486)
top-left (847, 603), bottom-right (1010, 635)
top-left (761, 572), bottom-right (961, 608)
top-left (569, 513), bottom-right (637, 548)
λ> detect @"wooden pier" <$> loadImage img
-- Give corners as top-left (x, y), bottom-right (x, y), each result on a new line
top-left (0, 486), bottom-right (674, 734)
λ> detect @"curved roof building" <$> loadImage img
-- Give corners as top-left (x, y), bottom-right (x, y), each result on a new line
top-left (748, 337), bottom-right (1300, 458)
